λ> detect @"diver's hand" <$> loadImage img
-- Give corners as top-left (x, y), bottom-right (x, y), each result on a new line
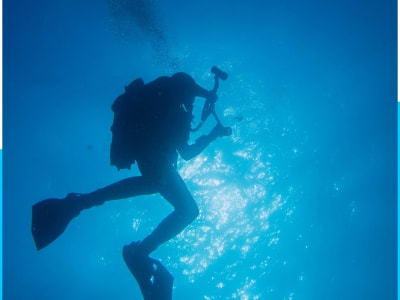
top-left (209, 123), bottom-right (232, 140)
top-left (206, 91), bottom-right (218, 104)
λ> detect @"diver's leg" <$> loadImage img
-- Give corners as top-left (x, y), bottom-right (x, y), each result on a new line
top-left (68, 176), bottom-right (158, 210)
top-left (32, 176), bottom-right (159, 250)
top-left (136, 169), bottom-right (199, 256)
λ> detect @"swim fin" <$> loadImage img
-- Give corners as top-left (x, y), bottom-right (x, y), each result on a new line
top-left (122, 242), bottom-right (174, 300)
top-left (31, 197), bottom-right (81, 251)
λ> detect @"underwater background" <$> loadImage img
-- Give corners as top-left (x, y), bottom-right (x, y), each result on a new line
top-left (3, 0), bottom-right (397, 299)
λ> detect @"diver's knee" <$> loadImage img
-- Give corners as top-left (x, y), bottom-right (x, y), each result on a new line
top-left (189, 204), bottom-right (199, 221)
top-left (179, 203), bottom-right (199, 223)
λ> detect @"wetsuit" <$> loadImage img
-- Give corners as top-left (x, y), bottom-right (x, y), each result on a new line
top-left (73, 75), bottom-right (218, 256)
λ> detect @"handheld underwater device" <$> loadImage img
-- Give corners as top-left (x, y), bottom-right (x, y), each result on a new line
top-left (211, 66), bottom-right (228, 81)
top-left (192, 66), bottom-right (231, 135)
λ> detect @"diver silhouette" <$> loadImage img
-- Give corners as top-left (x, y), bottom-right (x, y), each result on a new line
top-left (31, 67), bottom-right (231, 299)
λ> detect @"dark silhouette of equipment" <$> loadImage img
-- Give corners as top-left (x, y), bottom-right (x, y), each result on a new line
top-left (191, 66), bottom-right (231, 135)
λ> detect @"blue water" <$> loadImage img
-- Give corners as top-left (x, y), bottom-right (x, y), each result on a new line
top-left (4, 0), bottom-right (397, 299)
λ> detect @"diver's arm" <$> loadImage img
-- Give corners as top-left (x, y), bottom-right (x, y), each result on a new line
top-left (177, 123), bottom-right (230, 161)
top-left (177, 134), bottom-right (216, 161)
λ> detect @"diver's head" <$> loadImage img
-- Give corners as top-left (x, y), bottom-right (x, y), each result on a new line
top-left (171, 72), bottom-right (196, 90)
top-left (171, 72), bottom-right (202, 106)
top-left (171, 72), bottom-right (197, 105)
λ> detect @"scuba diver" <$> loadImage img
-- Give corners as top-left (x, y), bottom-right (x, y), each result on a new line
top-left (31, 67), bottom-right (231, 299)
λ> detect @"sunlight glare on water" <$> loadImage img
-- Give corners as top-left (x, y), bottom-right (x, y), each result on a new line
top-left (178, 143), bottom-right (288, 292)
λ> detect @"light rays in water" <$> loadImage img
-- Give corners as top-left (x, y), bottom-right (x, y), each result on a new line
top-left (174, 144), bottom-right (293, 297)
